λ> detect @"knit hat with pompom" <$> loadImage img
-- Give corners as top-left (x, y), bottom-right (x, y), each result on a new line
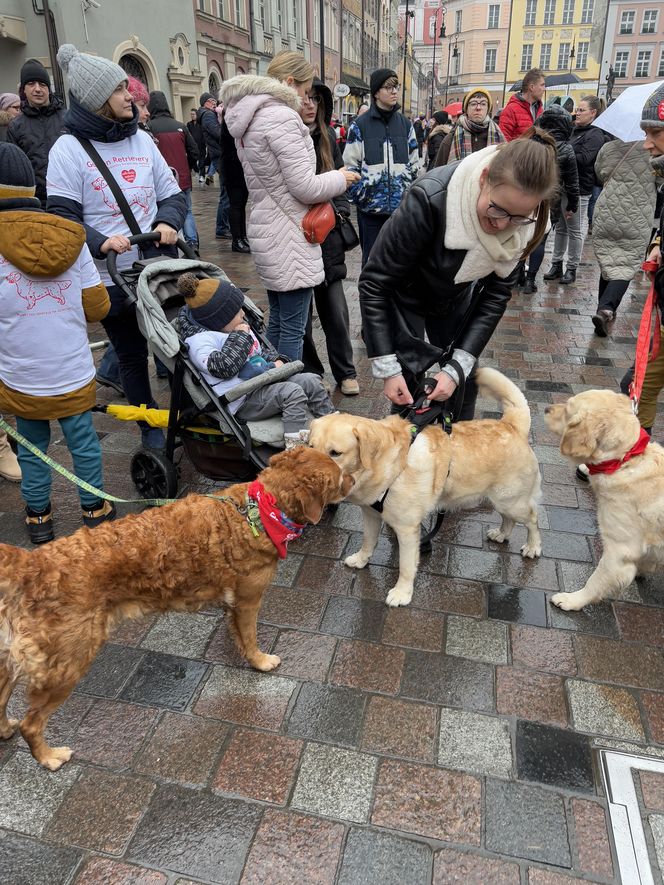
top-left (177, 273), bottom-right (245, 332)
top-left (57, 44), bottom-right (128, 113)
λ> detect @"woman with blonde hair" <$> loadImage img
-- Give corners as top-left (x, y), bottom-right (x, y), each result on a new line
top-left (220, 51), bottom-right (358, 360)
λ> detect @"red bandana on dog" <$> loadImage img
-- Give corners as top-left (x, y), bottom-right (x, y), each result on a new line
top-left (247, 480), bottom-right (305, 558)
top-left (587, 427), bottom-right (650, 476)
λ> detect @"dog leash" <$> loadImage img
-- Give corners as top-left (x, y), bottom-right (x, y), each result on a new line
top-left (630, 261), bottom-right (662, 413)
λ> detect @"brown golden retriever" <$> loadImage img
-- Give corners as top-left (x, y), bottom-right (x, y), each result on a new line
top-left (0, 447), bottom-right (352, 770)
top-left (310, 368), bottom-right (542, 607)
top-left (545, 389), bottom-right (664, 610)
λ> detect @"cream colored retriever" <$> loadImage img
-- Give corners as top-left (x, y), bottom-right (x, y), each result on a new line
top-left (310, 367), bottom-right (542, 606)
top-left (545, 389), bottom-right (664, 611)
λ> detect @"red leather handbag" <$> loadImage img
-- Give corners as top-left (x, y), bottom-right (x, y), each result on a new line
top-left (301, 202), bottom-right (336, 244)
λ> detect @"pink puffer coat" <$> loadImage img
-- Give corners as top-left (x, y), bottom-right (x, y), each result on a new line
top-left (221, 75), bottom-right (347, 292)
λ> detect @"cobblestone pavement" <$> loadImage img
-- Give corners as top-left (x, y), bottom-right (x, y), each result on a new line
top-left (1, 182), bottom-right (663, 884)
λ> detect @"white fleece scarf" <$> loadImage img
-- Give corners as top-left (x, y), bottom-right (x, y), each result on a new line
top-left (444, 145), bottom-right (532, 284)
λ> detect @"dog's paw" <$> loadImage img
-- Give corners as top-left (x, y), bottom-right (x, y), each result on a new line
top-left (521, 542), bottom-right (542, 559)
top-left (40, 746), bottom-right (73, 771)
top-left (551, 592), bottom-right (585, 612)
top-left (0, 718), bottom-right (18, 740)
top-left (251, 653), bottom-right (281, 672)
top-left (487, 527), bottom-right (508, 544)
top-left (345, 551), bottom-right (370, 570)
top-left (386, 584), bottom-right (414, 607)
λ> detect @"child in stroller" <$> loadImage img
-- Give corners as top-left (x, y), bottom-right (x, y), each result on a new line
top-left (177, 273), bottom-right (335, 448)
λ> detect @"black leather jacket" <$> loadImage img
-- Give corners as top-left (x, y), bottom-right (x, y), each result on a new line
top-left (359, 164), bottom-right (514, 373)
top-left (570, 124), bottom-right (607, 195)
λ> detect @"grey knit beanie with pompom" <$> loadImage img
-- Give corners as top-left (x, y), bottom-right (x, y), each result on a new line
top-left (57, 44), bottom-right (128, 113)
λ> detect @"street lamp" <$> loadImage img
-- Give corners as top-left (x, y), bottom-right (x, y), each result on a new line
top-left (401, 0), bottom-right (415, 109)
top-left (567, 40), bottom-right (576, 96)
top-left (444, 32), bottom-right (459, 106)
top-left (429, 6), bottom-right (447, 116)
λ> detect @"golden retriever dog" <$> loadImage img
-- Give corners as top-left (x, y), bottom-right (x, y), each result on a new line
top-left (545, 389), bottom-right (664, 611)
top-left (310, 367), bottom-right (541, 607)
top-left (0, 447), bottom-right (352, 770)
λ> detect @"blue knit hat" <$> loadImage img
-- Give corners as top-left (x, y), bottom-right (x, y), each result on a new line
top-left (177, 273), bottom-right (244, 332)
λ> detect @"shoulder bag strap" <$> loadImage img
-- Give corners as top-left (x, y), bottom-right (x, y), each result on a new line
top-left (74, 136), bottom-right (143, 236)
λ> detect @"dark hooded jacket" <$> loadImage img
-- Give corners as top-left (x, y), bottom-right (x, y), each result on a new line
top-left (197, 105), bottom-right (221, 165)
top-left (147, 91), bottom-right (199, 191)
top-left (537, 104), bottom-right (579, 224)
top-left (570, 123), bottom-right (608, 195)
top-left (310, 78), bottom-right (352, 284)
top-left (7, 94), bottom-right (65, 206)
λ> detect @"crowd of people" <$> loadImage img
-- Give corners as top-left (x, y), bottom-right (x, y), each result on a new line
top-left (0, 46), bottom-right (663, 546)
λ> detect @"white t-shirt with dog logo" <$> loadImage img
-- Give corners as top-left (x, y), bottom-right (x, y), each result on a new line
top-left (46, 130), bottom-right (180, 285)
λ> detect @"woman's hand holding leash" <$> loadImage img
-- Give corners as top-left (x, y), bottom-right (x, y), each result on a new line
top-left (427, 371), bottom-right (458, 402)
top-left (383, 375), bottom-right (414, 406)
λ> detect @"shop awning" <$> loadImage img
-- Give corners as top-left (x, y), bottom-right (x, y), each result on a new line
top-left (342, 74), bottom-right (370, 95)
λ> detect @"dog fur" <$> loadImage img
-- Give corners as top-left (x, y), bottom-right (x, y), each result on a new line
top-left (545, 389), bottom-right (664, 610)
top-left (309, 367), bottom-right (542, 607)
top-left (0, 447), bottom-right (352, 770)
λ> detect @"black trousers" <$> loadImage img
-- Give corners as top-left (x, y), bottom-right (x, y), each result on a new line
top-left (597, 276), bottom-right (630, 313)
top-left (358, 211), bottom-right (390, 267)
top-left (302, 280), bottom-right (357, 383)
top-left (226, 177), bottom-right (248, 240)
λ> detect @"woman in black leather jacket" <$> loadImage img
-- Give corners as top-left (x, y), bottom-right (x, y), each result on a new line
top-left (300, 79), bottom-right (359, 395)
top-left (359, 130), bottom-right (558, 414)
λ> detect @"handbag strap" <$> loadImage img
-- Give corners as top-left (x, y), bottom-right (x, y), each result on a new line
top-left (74, 136), bottom-right (143, 236)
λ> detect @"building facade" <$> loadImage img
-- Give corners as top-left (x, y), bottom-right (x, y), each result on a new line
top-left (0, 0), bottom-right (202, 120)
top-left (194, 0), bottom-right (258, 101)
top-left (600, 0), bottom-right (664, 95)
top-left (504, 0), bottom-right (601, 106)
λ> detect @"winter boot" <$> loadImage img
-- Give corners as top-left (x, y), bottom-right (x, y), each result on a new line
top-left (591, 309), bottom-right (614, 337)
top-left (25, 504), bottom-right (54, 545)
top-left (543, 261), bottom-right (563, 281)
top-left (82, 499), bottom-right (117, 529)
top-left (522, 274), bottom-right (538, 294)
top-left (0, 430), bottom-right (21, 482)
top-left (560, 266), bottom-right (577, 285)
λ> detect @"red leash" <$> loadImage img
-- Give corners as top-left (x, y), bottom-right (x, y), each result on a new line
top-left (629, 261), bottom-right (661, 410)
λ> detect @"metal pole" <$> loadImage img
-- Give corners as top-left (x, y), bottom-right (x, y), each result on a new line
top-left (361, 0), bottom-right (365, 87)
top-left (319, 0), bottom-right (326, 82)
top-left (567, 42), bottom-right (575, 96)
top-left (430, 27), bottom-right (437, 115)
top-left (445, 36), bottom-right (452, 105)
top-left (501, 0), bottom-right (514, 107)
top-left (596, 0), bottom-right (612, 96)
top-left (402, 0), bottom-right (409, 109)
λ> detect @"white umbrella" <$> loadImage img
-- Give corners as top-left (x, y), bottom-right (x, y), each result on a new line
top-left (593, 80), bottom-right (664, 142)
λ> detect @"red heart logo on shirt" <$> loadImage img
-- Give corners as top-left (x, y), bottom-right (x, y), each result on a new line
top-left (121, 169), bottom-right (136, 183)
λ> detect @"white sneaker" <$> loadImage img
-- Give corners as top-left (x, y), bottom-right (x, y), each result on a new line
top-left (576, 463), bottom-right (590, 482)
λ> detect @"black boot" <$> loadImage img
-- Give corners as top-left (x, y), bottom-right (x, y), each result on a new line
top-left (522, 274), bottom-right (537, 294)
top-left (232, 238), bottom-right (251, 253)
top-left (560, 266), bottom-right (577, 285)
top-left (543, 261), bottom-right (563, 281)
top-left (25, 504), bottom-right (54, 545)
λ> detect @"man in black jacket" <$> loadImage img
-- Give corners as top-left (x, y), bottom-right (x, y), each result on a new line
top-left (197, 92), bottom-right (230, 239)
top-left (7, 59), bottom-right (65, 207)
top-left (187, 109), bottom-right (207, 182)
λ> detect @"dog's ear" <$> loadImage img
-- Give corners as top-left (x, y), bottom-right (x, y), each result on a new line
top-left (560, 412), bottom-right (596, 459)
top-left (352, 425), bottom-right (384, 469)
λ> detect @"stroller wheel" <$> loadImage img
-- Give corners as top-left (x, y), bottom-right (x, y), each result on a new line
top-left (131, 449), bottom-right (178, 500)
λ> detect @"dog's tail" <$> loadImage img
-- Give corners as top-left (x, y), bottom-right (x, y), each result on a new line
top-left (475, 367), bottom-right (531, 437)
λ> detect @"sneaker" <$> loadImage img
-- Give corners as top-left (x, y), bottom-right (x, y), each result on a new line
top-left (25, 505), bottom-right (54, 545)
top-left (0, 430), bottom-right (21, 482)
top-left (215, 230), bottom-right (233, 240)
top-left (96, 371), bottom-right (126, 397)
top-left (82, 500), bottom-right (117, 528)
top-left (576, 464), bottom-right (590, 482)
top-left (205, 175), bottom-right (214, 186)
top-left (340, 378), bottom-right (360, 396)
top-left (592, 309), bottom-right (614, 337)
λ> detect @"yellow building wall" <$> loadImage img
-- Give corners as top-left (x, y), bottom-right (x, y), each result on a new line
top-left (505, 0), bottom-right (600, 104)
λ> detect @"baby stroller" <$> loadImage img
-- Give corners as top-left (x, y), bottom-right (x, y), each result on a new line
top-left (99, 233), bottom-right (308, 499)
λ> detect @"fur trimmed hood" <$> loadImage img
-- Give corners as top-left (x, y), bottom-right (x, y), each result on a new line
top-left (220, 75), bottom-right (302, 140)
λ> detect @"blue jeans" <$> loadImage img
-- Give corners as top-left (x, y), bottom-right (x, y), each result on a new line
top-left (207, 160), bottom-right (217, 177)
top-left (98, 342), bottom-right (120, 383)
top-left (16, 411), bottom-right (103, 511)
top-left (266, 288), bottom-right (313, 361)
top-left (182, 188), bottom-right (198, 248)
top-left (358, 211), bottom-right (390, 266)
top-left (216, 181), bottom-right (230, 235)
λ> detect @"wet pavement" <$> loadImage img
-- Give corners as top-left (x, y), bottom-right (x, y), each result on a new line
top-left (1, 181), bottom-right (663, 884)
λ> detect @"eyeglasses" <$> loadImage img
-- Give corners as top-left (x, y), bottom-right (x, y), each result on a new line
top-left (303, 94), bottom-right (322, 105)
top-left (381, 84), bottom-right (400, 93)
top-left (487, 202), bottom-right (537, 225)
top-left (468, 100), bottom-right (488, 108)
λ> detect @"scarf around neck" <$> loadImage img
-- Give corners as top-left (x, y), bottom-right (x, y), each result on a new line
top-left (449, 115), bottom-right (504, 163)
top-left (64, 93), bottom-right (139, 143)
top-left (247, 480), bottom-right (305, 558)
top-left (444, 145), bottom-right (531, 284)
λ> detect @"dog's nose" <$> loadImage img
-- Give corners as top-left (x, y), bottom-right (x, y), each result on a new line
top-left (544, 406), bottom-right (552, 414)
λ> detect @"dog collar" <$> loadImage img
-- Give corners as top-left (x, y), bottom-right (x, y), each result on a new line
top-left (246, 480), bottom-right (305, 558)
top-left (587, 427), bottom-right (650, 476)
